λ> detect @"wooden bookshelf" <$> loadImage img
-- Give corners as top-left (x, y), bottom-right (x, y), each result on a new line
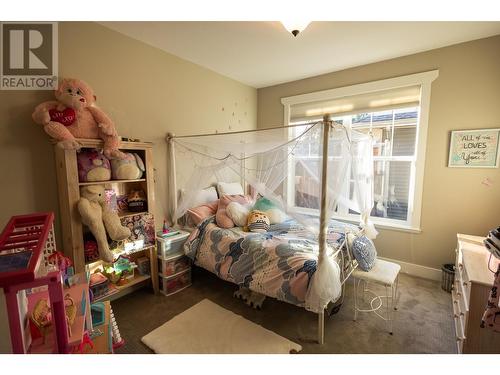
top-left (118, 210), bottom-right (149, 218)
top-left (94, 274), bottom-right (152, 303)
top-left (53, 138), bottom-right (159, 296)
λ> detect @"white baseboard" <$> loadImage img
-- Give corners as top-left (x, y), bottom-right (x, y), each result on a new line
top-left (378, 256), bottom-right (441, 281)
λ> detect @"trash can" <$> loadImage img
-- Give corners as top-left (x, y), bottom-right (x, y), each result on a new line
top-left (441, 263), bottom-right (455, 293)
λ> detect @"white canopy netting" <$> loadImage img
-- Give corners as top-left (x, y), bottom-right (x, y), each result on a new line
top-left (170, 121), bottom-right (377, 240)
top-left (167, 121), bottom-right (378, 312)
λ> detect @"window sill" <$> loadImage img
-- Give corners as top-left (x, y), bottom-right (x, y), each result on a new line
top-left (371, 221), bottom-right (422, 234)
top-left (337, 215), bottom-right (422, 234)
top-left (288, 206), bottom-right (422, 234)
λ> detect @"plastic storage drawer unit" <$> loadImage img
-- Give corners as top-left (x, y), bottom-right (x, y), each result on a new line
top-left (156, 231), bottom-right (190, 258)
top-left (158, 253), bottom-right (191, 277)
top-left (159, 269), bottom-right (191, 296)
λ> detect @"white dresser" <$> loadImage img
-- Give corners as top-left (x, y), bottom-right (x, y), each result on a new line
top-left (453, 233), bottom-right (500, 353)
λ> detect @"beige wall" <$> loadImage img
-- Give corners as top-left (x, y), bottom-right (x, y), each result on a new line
top-left (0, 22), bottom-right (257, 238)
top-left (1, 22), bottom-right (498, 271)
top-left (258, 35), bottom-right (500, 269)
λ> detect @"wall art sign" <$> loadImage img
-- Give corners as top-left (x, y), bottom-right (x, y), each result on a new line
top-left (448, 128), bottom-right (500, 168)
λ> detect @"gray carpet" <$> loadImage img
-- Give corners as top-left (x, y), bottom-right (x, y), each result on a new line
top-left (112, 267), bottom-right (456, 354)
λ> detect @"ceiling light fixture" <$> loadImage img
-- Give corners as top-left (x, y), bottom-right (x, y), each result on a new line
top-left (281, 21), bottom-right (310, 37)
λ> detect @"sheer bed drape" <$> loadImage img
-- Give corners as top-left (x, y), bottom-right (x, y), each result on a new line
top-left (167, 121), bottom-right (376, 313)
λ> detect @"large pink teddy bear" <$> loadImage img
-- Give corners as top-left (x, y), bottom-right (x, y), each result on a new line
top-left (32, 78), bottom-right (126, 159)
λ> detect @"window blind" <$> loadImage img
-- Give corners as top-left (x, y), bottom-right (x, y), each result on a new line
top-left (290, 85), bottom-right (421, 123)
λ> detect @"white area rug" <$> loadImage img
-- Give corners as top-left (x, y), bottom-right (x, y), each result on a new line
top-left (141, 299), bottom-right (302, 354)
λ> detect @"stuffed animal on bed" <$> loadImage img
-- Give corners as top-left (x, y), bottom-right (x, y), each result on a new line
top-left (246, 210), bottom-right (270, 233)
top-left (226, 201), bottom-right (250, 227)
top-left (252, 197), bottom-right (287, 224)
top-left (227, 197), bottom-right (287, 230)
top-left (32, 78), bottom-right (126, 159)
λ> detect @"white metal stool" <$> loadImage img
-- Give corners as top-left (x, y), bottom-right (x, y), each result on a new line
top-left (352, 259), bottom-right (401, 334)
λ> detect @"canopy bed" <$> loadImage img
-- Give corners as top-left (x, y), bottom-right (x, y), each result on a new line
top-left (165, 115), bottom-right (377, 344)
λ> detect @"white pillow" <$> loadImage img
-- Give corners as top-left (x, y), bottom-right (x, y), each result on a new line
top-left (181, 186), bottom-right (218, 208)
top-left (217, 182), bottom-right (244, 197)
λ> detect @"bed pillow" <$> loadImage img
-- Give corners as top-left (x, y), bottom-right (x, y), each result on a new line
top-left (351, 235), bottom-right (377, 271)
top-left (187, 200), bottom-right (219, 226)
top-left (216, 182), bottom-right (244, 197)
top-left (216, 194), bottom-right (252, 228)
top-left (182, 186), bottom-right (218, 208)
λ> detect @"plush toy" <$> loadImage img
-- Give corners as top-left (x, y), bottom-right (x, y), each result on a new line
top-left (252, 197), bottom-right (287, 224)
top-left (264, 208), bottom-right (286, 225)
top-left (78, 185), bottom-right (131, 262)
top-left (32, 78), bottom-right (126, 159)
top-left (77, 149), bottom-right (111, 182)
top-left (110, 152), bottom-right (145, 180)
top-left (246, 210), bottom-right (270, 233)
top-left (127, 189), bottom-right (147, 212)
top-left (226, 201), bottom-right (250, 227)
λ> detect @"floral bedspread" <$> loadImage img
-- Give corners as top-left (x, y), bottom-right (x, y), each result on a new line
top-left (184, 217), bottom-right (357, 307)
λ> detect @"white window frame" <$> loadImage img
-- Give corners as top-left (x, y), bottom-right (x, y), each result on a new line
top-left (281, 70), bottom-right (439, 233)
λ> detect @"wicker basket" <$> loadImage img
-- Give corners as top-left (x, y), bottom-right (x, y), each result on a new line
top-left (441, 263), bottom-right (455, 293)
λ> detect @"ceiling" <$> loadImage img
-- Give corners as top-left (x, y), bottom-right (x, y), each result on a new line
top-left (100, 21), bottom-right (500, 88)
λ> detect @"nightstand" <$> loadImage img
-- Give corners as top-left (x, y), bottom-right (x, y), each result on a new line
top-left (453, 233), bottom-right (500, 353)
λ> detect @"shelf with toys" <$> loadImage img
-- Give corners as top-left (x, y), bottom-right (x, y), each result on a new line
top-left (118, 210), bottom-right (149, 218)
top-left (0, 212), bottom-right (126, 354)
top-left (86, 247), bottom-right (155, 303)
top-left (0, 213), bottom-right (92, 354)
top-left (53, 138), bottom-right (159, 297)
top-left (33, 79), bottom-right (159, 299)
top-left (94, 274), bottom-right (151, 303)
top-left (85, 243), bottom-right (156, 266)
top-left (79, 178), bottom-right (146, 186)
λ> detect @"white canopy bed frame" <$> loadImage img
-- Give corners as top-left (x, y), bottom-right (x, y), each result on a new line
top-left (165, 114), bottom-right (376, 344)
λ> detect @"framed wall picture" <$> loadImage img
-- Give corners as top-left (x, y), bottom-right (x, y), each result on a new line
top-left (448, 128), bottom-right (500, 168)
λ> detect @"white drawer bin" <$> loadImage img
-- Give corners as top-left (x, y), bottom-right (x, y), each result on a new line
top-left (159, 269), bottom-right (191, 296)
top-left (158, 253), bottom-right (191, 277)
top-left (156, 231), bottom-right (190, 258)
